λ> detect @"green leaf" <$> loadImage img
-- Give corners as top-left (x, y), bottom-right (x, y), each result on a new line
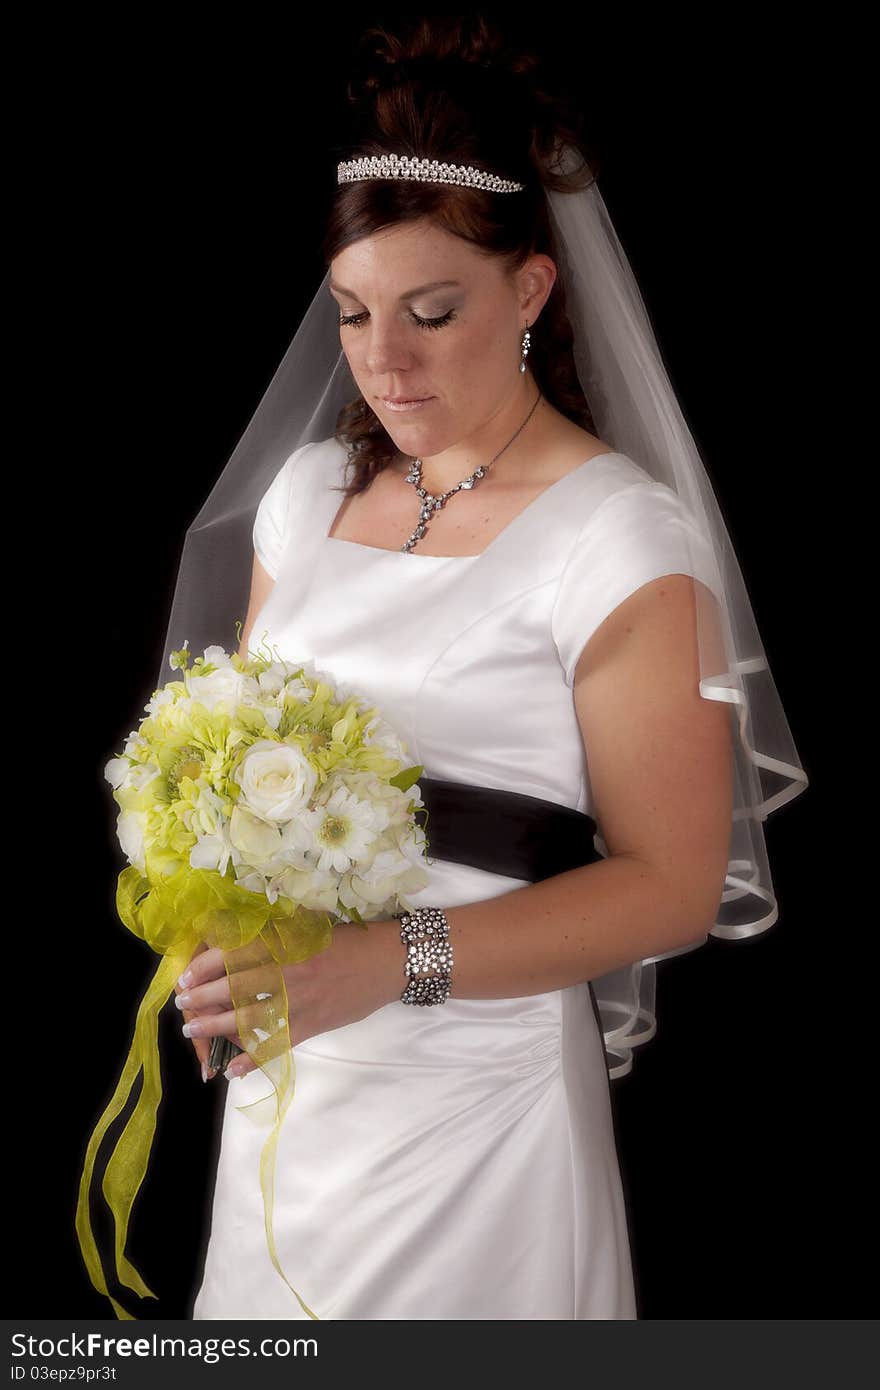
top-left (389, 764), bottom-right (424, 793)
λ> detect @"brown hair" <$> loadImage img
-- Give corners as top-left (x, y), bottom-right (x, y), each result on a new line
top-left (323, 15), bottom-right (602, 502)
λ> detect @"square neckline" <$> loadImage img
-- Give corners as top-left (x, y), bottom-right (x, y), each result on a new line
top-left (322, 451), bottom-right (620, 562)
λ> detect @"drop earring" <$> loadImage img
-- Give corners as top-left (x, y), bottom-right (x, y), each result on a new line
top-left (519, 326), bottom-right (531, 373)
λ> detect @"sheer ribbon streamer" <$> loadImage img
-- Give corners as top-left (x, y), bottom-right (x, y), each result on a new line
top-left (75, 862), bottom-right (334, 1320)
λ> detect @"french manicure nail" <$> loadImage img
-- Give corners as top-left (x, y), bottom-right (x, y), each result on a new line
top-left (178, 970), bottom-right (193, 989)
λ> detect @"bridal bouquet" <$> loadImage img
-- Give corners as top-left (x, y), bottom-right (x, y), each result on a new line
top-left (76, 636), bottom-right (431, 1320)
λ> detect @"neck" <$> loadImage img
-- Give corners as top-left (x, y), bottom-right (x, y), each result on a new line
top-left (409, 376), bottom-right (544, 495)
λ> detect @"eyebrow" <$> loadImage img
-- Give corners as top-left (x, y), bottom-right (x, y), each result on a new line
top-left (328, 279), bottom-right (462, 300)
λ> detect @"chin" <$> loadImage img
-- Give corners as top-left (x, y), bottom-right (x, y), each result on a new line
top-left (385, 415), bottom-right (443, 439)
top-left (389, 429), bottom-right (447, 461)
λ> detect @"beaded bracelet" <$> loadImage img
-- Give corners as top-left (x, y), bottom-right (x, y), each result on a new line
top-left (395, 906), bottom-right (453, 1005)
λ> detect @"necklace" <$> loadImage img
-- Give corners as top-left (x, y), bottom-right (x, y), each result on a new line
top-left (400, 388), bottom-right (544, 552)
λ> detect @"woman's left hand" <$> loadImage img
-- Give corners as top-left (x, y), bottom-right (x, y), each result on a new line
top-left (173, 920), bottom-right (401, 1078)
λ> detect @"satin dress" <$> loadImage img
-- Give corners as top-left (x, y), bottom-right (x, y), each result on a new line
top-left (191, 435), bottom-right (717, 1321)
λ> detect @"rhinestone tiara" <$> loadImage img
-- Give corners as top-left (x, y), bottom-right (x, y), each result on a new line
top-left (337, 152), bottom-right (526, 193)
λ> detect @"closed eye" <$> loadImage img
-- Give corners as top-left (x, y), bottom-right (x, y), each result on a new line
top-left (338, 309), bottom-right (456, 331)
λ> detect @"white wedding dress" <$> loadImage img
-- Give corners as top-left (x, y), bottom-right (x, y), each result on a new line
top-left (192, 434), bottom-right (719, 1321)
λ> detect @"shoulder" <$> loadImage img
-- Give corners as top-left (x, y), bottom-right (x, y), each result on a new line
top-left (525, 407), bottom-right (698, 525)
top-left (530, 411), bottom-right (615, 483)
top-left (550, 454), bottom-right (723, 688)
top-left (262, 435), bottom-right (350, 497)
top-left (564, 446), bottom-right (697, 529)
top-left (286, 435), bottom-right (349, 474)
top-left (252, 436), bottom-right (349, 578)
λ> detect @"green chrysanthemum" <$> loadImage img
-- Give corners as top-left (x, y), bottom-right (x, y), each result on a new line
top-left (167, 743), bottom-right (206, 798)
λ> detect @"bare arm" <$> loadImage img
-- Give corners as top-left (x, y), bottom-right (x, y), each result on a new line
top-left (432, 573), bottom-right (734, 999)
top-left (237, 553), bottom-right (277, 661)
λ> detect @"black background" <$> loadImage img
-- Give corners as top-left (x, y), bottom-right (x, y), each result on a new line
top-left (14, 8), bottom-right (855, 1322)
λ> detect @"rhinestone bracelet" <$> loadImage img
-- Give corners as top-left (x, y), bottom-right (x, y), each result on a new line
top-left (395, 906), bottom-right (453, 1005)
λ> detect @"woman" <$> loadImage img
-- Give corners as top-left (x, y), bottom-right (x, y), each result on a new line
top-left (166, 17), bottom-right (806, 1321)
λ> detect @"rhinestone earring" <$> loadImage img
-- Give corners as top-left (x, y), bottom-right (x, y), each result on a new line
top-left (519, 326), bottom-right (531, 373)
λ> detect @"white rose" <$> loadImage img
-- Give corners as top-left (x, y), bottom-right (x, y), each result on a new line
top-left (186, 664), bottom-right (256, 714)
top-left (234, 739), bottom-right (317, 823)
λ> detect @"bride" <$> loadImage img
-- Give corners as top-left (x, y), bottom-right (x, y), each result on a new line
top-left (163, 15), bottom-right (807, 1321)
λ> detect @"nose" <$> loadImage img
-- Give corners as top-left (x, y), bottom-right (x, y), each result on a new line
top-left (357, 318), bottom-right (417, 377)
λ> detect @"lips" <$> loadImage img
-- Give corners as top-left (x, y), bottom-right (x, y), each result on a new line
top-left (378, 395), bottom-right (435, 413)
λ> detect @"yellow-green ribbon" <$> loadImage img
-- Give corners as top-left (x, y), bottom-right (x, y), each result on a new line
top-left (76, 858), bottom-right (336, 1320)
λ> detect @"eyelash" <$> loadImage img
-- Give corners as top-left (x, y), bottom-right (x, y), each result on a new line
top-left (338, 309), bottom-right (456, 331)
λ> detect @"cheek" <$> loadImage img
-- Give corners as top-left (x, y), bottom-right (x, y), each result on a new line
top-left (444, 317), bottom-right (512, 390)
top-left (341, 317), bottom-right (507, 390)
top-left (341, 338), bottom-right (363, 368)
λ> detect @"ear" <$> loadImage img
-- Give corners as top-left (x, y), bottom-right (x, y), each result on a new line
top-left (518, 254), bottom-right (557, 321)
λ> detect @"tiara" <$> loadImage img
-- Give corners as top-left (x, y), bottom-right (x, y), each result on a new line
top-left (336, 152), bottom-right (526, 193)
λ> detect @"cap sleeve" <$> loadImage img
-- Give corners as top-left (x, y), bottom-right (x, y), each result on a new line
top-left (551, 480), bottom-right (724, 688)
top-left (252, 446), bottom-right (306, 580)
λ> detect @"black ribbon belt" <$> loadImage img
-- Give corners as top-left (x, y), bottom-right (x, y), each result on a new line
top-left (413, 776), bottom-right (603, 883)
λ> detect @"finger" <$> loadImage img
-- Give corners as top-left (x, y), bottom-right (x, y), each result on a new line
top-left (181, 1008), bottom-right (259, 1041)
top-left (225, 1049), bottom-right (257, 1080)
top-left (185, 1017), bottom-right (214, 1076)
top-left (174, 976), bottom-right (230, 1016)
top-left (211, 1030), bottom-right (255, 1079)
top-left (182, 1006), bottom-right (290, 1053)
top-left (174, 976), bottom-right (217, 1079)
top-left (191, 1035), bottom-right (215, 1077)
top-left (181, 1008), bottom-right (238, 1041)
top-left (178, 944), bottom-right (226, 989)
top-left (176, 960), bottom-right (290, 1017)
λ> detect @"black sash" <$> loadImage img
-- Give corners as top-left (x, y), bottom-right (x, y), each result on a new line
top-left (412, 777), bottom-right (616, 1078)
top-left (413, 776), bottom-right (603, 883)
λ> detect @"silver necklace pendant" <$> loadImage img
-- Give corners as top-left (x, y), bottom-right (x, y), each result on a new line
top-left (399, 389), bottom-right (542, 553)
top-left (401, 462), bottom-right (488, 552)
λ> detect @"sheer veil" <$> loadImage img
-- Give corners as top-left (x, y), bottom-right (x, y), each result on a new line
top-left (155, 141), bottom-right (808, 1078)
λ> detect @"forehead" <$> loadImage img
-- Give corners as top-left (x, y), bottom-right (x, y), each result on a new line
top-left (330, 221), bottom-right (487, 292)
